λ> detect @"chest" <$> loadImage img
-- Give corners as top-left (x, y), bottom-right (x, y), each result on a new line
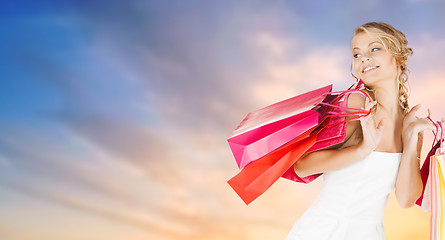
top-left (344, 113), bottom-right (404, 153)
top-left (373, 112), bottom-right (403, 153)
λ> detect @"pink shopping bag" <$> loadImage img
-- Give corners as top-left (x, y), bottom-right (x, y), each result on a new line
top-left (228, 85), bottom-right (333, 169)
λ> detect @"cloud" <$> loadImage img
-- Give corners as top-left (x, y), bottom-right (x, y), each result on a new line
top-left (0, 2), bottom-right (351, 239)
top-left (249, 42), bottom-right (350, 106)
top-left (0, 124), bottom-right (214, 238)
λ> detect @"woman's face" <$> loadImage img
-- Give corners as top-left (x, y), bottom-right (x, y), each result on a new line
top-left (351, 32), bottom-right (398, 86)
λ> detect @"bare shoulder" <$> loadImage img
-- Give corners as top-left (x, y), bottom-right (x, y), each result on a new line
top-left (339, 89), bottom-right (372, 148)
top-left (346, 90), bottom-right (368, 111)
top-left (307, 90), bottom-right (368, 152)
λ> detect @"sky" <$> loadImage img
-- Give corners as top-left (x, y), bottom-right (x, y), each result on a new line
top-left (1, 0), bottom-right (445, 239)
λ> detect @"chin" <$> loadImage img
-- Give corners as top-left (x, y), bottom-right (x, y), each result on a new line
top-left (360, 75), bottom-right (389, 88)
top-left (359, 76), bottom-right (376, 87)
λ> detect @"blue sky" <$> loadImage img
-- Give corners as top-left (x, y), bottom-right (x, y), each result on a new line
top-left (1, 1), bottom-right (445, 239)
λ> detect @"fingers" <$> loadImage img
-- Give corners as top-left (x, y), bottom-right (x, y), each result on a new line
top-left (417, 117), bottom-right (437, 132)
top-left (412, 104), bottom-right (422, 111)
top-left (359, 114), bottom-right (368, 128)
top-left (426, 120), bottom-right (438, 131)
top-left (420, 107), bottom-right (444, 128)
top-left (359, 111), bottom-right (372, 134)
top-left (424, 108), bottom-right (444, 128)
top-left (407, 104), bottom-right (422, 117)
top-left (358, 101), bottom-right (374, 124)
top-left (364, 100), bottom-right (377, 111)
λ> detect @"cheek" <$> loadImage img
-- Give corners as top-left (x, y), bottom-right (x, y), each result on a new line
top-left (391, 57), bottom-right (397, 66)
top-left (381, 56), bottom-right (398, 76)
top-left (384, 57), bottom-right (398, 72)
top-left (381, 53), bottom-right (396, 66)
top-left (352, 61), bottom-right (361, 74)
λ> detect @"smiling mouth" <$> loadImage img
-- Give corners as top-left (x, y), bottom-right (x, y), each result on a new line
top-left (362, 66), bottom-right (379, 73)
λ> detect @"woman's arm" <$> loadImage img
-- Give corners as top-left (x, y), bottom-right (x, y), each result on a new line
top-left (294, 140), bottom-right (371, 178)
top-left (395, 105), bottom-right (436, 208)
top-left (294, 92), bottom-right (381, 178)
top-left (395, 131), bottom-right (423, 208)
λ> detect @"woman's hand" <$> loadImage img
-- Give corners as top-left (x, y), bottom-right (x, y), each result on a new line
top-left (402, 104), bottom-right (437, 146)
top-left (359, 100), bottom-right (385, 153)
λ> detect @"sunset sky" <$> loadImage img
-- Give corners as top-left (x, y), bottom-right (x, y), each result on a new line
top-left (1, 0), bottom-right (445, 239)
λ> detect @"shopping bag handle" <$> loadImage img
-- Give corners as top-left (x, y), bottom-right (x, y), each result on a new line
top-left (429, 116), bottom-right (445, 154)
top-left (322, 109), bottom-right (371, 128)
top-left (318, 87), bottom-right (373, 128)
top-left (320, 88), bottom-right (373, 106)
top-left (428, 116), bottom-right (439, 148)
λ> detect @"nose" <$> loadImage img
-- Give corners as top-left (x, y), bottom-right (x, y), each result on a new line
top-left (361, 54), bottom-right (370, 63)
top-left (361, 56), bottom-right (370, 63)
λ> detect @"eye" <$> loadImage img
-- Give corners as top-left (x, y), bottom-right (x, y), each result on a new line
top-left (353, 53), bottom-right (361, 58)
top-left (371, 47), bottom-right (381, 52)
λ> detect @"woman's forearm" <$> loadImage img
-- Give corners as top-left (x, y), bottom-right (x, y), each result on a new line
top-left (294, 144), bottom-right (371, 178)
top-left (395, 138), bottom-right (423, 208)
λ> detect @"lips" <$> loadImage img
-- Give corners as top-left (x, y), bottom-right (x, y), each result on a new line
top-left (362, 65), bottom-right (379, 73)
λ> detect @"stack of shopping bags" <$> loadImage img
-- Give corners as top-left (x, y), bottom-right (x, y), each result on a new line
top-left (418, 119), bottom-right (445, 240)
top-left (226, 81), bottom-right (371, 205)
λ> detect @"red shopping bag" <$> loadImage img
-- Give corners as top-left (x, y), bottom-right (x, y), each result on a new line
top-left (227, 128), bottom-right (318, 205)
top-left (417, 141), bottom-right (442, 206)
top-left (228, 85), bottom-right (333, 169)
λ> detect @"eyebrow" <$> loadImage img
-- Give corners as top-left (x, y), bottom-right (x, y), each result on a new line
top-left (352, 41), bottom-right (382, 50)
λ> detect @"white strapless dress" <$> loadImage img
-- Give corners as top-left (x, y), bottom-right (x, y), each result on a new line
top-left (285, 151), bottom-right (402, 240)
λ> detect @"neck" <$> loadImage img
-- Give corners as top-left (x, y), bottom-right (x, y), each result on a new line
top-left (365, 79), bottom-right (402, 116)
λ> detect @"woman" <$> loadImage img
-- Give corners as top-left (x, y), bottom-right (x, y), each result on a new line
top-left (285, 22), bottom-right (443, 239)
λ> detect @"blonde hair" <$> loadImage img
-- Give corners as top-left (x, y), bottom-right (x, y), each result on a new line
top-left (352, 22), bottom-right (413, 115)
